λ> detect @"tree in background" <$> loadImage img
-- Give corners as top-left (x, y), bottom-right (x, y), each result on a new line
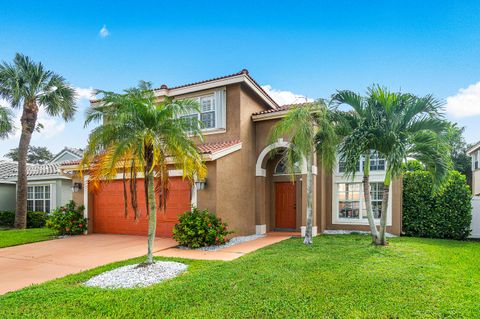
top-left (0, 53), bottom-right (76, 229)
top-left (81, 82), bottom-right (206, 264)
top-left (444, 123), bottom-right (472, 187)
top-left (269, 101), bottom-right (338, 245)
top-left (5, 146), bottom-right (54, 164)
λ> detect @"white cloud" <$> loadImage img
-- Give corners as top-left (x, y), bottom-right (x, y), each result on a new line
top-left (445, 81), bottom-right (480, 118)
top-left (99, 25), bottom-right (109, 38)
top-left (261, 85), bottom-right (313, 106)
top-left (76, 87), bottom-right (96, 100)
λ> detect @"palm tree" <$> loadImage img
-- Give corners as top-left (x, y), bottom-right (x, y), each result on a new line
top-left (81, 82), bottom-right (206, 264)
top-left (0, 53), bottom-right (76, 228)
top-left (269, 101), bottom-right (338, 245)
top-left (0, 106), bottom-right (14, 139)
top-left (332, 86), bottom-right (451, 245)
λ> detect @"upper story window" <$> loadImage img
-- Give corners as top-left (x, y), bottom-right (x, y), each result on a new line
top-left (337, 151), bottom-right (385, 174)
top-left (473, 151), bottom-right (479, 170)
top-left (179, 90), bottom-right (226, 131)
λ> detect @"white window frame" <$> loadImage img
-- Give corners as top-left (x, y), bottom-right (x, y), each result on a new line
top-left (473, 150), bottom-right (479, 171)
top-left (333, 151), bottom-right (392, 226)
top-left (178, 89), bottom-right (226, 132)
top-left (26, 182), bottom-right (56, 213)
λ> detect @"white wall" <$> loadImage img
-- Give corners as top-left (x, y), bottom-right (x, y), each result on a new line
top-left (471, 196), bottom-right (480, 238)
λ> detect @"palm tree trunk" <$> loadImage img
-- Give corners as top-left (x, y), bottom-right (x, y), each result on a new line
top-left (362, 154), bottom-right (379, 243)
top-left (377, 170), bottom-right (392, 246)
top-left (145, 170), bottom-right (157, 264)
top-left (304, 154), bottom-right (314, 245)
top-left (14, 100), bottom-right (38, 229)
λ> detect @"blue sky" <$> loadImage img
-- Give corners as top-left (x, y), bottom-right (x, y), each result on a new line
top-left (1, 0), bottom-right (480, 156)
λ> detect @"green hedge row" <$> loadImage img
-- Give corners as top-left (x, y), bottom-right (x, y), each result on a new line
top-left (402, 170), bottom-right (472, 240)
top-left (0, 211), bottom-right (49, 228)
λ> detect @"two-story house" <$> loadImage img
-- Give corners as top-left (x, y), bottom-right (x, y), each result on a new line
top-left (62, 70), bottom-right (402, 237)
top-left (468, 142), bottom-right (480, 196)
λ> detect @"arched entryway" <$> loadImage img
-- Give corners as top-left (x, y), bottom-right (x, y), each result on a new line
top-left (254, 139), bottom-right (317, 236)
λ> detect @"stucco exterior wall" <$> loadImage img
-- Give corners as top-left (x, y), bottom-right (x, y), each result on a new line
top-left (71, 176), bottom-right (84, 206)
top-left (0, 184), bottom-right (16, 211)
top-left (473, 169), bottom-right (480, 195)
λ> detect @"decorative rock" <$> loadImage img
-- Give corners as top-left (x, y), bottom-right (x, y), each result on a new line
top-left (84, 261), bottom-right (187, 289)
top-left (179, 234), bottom-right (266, 251)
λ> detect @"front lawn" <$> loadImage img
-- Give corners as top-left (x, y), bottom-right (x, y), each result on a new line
top-left (0, 228), bottom-right (57, 248)
top-left (1, 235), bottom-right (479, 318)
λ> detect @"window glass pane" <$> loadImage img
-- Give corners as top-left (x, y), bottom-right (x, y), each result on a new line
top-left (370, 151), bottom-right (385, 171)
top-left (27, 187), bottom-right (33, 200)
top-left (34, 186), bottom-right (43, 199)
top-left (363, 182), bottom-right (383, 219)
top-left (200, 111), bottom-right (215, 129)
top-left (200, 95), bottom-right (215, 112)
top-left (27, 200), bottom-right (34, 212)
top-left (44, 186), bottom-right (50, 199)
top-left (338, 183), bottom-right (361, 219)
top-left (34, 200), bottom-right (44, 212)
top-left (45, 200), bottom-right (51, 213)
top-left (338, 159), bottom-right (360, 173)
top-left (180, 114), bottom-right (198, 130)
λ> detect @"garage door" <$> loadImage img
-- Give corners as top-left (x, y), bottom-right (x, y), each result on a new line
top-left (92, 177), bottom-right (191, 237)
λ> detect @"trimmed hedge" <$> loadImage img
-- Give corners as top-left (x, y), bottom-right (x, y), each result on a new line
top-left (0, 211), bottom-right (49, 228)
top-left (403, 170), bottom-right (472, 239)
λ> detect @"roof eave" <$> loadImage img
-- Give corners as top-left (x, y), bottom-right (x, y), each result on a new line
top-left (252, 110), bottom-right (290, 122)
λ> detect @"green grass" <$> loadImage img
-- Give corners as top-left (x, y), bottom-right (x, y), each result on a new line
top-left (1, 235), bottom-right (480, 318)
top-left (0, 228), bottom-right (57, 248)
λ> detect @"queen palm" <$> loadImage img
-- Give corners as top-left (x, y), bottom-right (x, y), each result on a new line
top-left (269, 101), bottom-right (338, 245)
top-left (0, 53), bottom-right (76, 228)
top-left (332, 86), bottom-right (451, 245)
top-left (81, 82), bottom-right (206, 264)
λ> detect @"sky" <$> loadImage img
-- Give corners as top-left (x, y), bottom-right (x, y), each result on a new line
top-left (1, 0), bottom-right (480, 157)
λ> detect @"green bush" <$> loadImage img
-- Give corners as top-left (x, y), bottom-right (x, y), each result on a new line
top-left (172, 207), bottom-right (233, 248)
top-left (0, 211), bottom-right (48, 228)
top-left (0, 211), bottom-right (15, 228)
top-left (403, 170), bottom-right (472, 239)
top-left (46, 201), bottom-right (87, 235)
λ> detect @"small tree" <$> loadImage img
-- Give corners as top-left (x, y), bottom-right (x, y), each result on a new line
top-left (0, 53), bottom-right (76, 228)
top-left (0, 106), bottom-right (14, 139)
top-left (81, 82), bottom-right (206, 264)
top-left (269, 101), bottom-right (338, 245)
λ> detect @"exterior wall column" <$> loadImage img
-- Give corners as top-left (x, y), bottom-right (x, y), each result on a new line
top-left (255, 176), bottom-right (267, 234)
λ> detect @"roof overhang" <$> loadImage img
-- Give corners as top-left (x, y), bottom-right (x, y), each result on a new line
top-left (154, 73), bottom-right (278, 109)
top-left (467, 142), bottom-right (480, 155)
top-left (252, 110), bottom-right (290, 122)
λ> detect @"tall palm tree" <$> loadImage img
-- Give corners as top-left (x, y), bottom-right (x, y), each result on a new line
top-left (81, 82), bottom-right (206, 264)
top-left (0, 53), bottom-right (76, 228)
top-left (269, 101), bottom-right (338, 245)
top-left (0, 106), bottom-right (14, 139)
top-left (332, 86), bottom-right (451, 245)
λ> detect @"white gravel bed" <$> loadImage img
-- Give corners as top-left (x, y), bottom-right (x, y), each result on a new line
top-left (323, 230), bottom-right (397, 237)
top-left (179, 234), bottom-right (266, 251)
top-left (84, 261), bottom-right (187, 289)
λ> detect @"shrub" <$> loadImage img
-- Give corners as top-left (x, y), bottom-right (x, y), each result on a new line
top-left (172, 207), bottom-right (233, 248)
top-left (0, 211), bottom-right (15, 228)
top-left (46, 201), bottom-right (87, 235)
top-left (403, 169), bottom-right (472, 240)
top-left (0, 211), bottom-right (48, 228)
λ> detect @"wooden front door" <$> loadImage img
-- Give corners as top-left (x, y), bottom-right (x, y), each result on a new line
top-left (275, 182), bottom-right (296, 229)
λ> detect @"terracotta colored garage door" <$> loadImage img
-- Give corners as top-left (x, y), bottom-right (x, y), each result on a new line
top-left (92, 177), bottom-right (191, 237)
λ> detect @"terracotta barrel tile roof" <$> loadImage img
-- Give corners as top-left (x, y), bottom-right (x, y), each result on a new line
top-left (60, 140), bottom-right (242, 167)
top-left (252, 102), bottom-right (310, 116)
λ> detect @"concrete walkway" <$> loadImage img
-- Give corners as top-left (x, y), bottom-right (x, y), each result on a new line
top-left (155, 233), bottom-right (292, 261)
top-left (0, 234), bottom-right (177, 295)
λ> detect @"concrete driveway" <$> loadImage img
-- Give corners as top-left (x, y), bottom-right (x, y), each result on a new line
top-left (0, 234), bottom-right (177, 295)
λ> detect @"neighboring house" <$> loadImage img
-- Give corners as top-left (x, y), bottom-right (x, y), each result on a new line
top-left (468, 142), bottom-right (480, 196)
top-left (0, 147), bottom-right (83, 212)
top-left (61, 70), bottom-right (402, 237)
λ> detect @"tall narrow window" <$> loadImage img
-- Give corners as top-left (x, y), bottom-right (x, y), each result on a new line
top-left (370, 151), bottom-right (385, 171)
top-left (338, 183), bottom-right (361, 219)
